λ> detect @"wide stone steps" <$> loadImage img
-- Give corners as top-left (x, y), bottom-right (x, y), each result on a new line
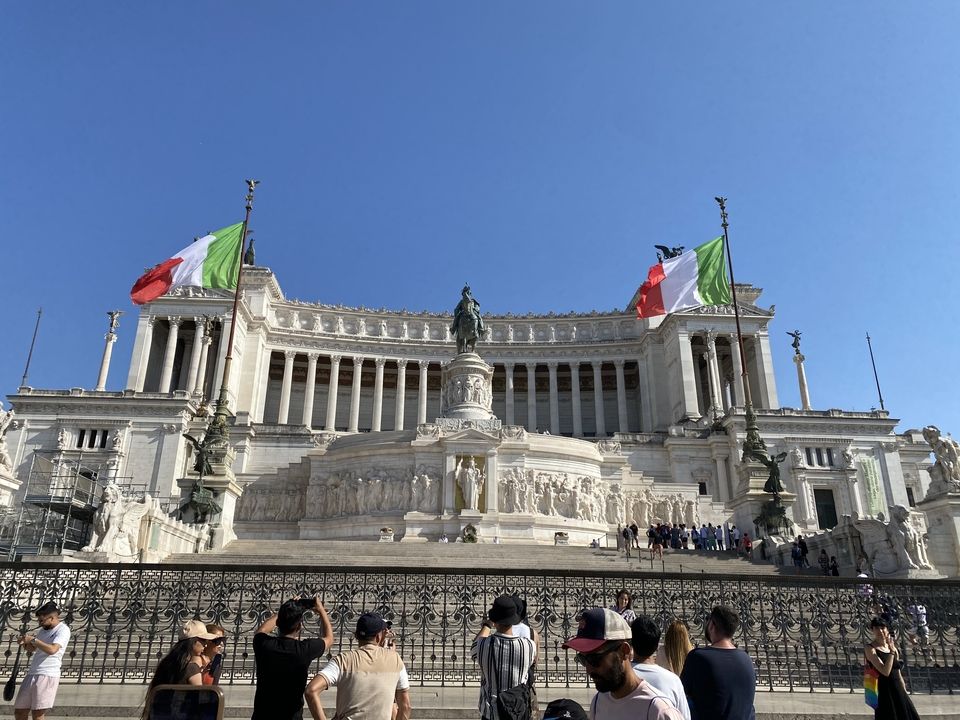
top-left (164, 540), bottom-right (787, 575)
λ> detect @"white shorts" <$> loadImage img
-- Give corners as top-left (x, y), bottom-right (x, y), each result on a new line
top-left (14, 674), bottom-right (59, 710)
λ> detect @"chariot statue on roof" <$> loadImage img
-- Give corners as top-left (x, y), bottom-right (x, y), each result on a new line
top-left (450, 284), bottom-right (486, 354)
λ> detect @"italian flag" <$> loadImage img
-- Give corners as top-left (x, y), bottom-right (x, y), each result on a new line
top-left (636, 236), bottom-right (732, 318)
top-left (130, 223), bottom-right (244, 305)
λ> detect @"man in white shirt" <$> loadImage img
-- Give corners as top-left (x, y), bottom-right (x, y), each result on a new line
top-left (630, 615), bottom-right (690, 720)
top-left (562, 608), bottom-right (682, 720)
top-left (730, 526), bottom-right (741, 554)
top-left (15, 601), bottom-right (70, 720)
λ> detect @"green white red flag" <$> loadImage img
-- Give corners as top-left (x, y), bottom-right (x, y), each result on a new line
top-left (130, 223), bottom-right (244, 305)
top-left (636, 236), bottom-right (732, 318)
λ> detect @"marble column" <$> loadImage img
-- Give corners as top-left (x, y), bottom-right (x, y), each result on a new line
top-left (133, 316), bottom-right (155, 392)
top-left (538, 361), bottom-right (555, 435)
top-left (417, 361), bottom-right (429, 425)
top-left (525, 363), bottom-right (538, 432)
top-left (754, 332), bottom-right (780, 408)
top-left (95, 332), bottom-right (118, 391)
top-left (194, 334), bottom-right (212, 397)
top-left (702, 352), bottom-right (718, 417)
top-left (614, 359), bottom-right (628, 432)
top-left (394, 360), bottom-right (407, 430)
top-left (302, 353), bottom-right (318, 427)
top-left (676, 330), bottom-right (700, 420)
top-left (211, 317), bottom-right (230, 398)
top-left (592, 361), bottom-right (606, 437)
top-left (325, 355), bottom-right (342, 431)
top-left (158, 317), bottom-right (181, 394)
top-left (570, 362), bottom-right (583, 437)
top-left (706, 332), bottom-right (723, 412)
top-left (504, 363), bottom-right (516, 426)
top-left (348, 356), bottom-right (364, 432)
top-left (636, 358), bottom-right (654, 432)
top-left (714, 455), bottom-right (730, 502)
top-left (371, 357), bottom-right (386, 432)
top-left (794, 353), bottom-right (812, 410)
top-left (278, 350), bottom-right (296, 424)
top-left (184, 320), bottom-right (204, 395)
top-left (728, 334), bottom-right (745, 406)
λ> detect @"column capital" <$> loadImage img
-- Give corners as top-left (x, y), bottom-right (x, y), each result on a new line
top-left (591, 360), bottom-right (604, 370)
top-left (706, 329), bottom-right (719, 345)
top-left (396, 359), bottom-right (408, 370)
top-left (201, 334), bottom-right (213, 346)
top-left (284, 350), bottom-right (297, 361)
top-left (353, 356), bottom-right (365, 367)
top-left (418, 359), bottom-right (430, 371)
top-left (306, 352), bottom-right (320, 362)
top-left (525, 362), bottom-right (538, 372)
top-left (167, 316), bottom-right (182, 328)
top-left (568, 360), bottom-right (580, 370)
top-left (374, 357), bottom-right (387, 369)
top-left (547, 361), bottom-right (559, 371)
top-left (613, 358), bottom-right (625, 369)
top-left (104, 332), bottom-right (118, 344)
top-left (330, 354), bottom-right (342, 364)
top-left (145, 315), bottom-right (158, 327)
top-left (503, 361), bottom-right (515, 370)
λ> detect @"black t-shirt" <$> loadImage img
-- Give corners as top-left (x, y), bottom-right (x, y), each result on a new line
top-left (252, 633), bottom-right (327, 720)
top-left (680, 646), bottom-right (756, 720)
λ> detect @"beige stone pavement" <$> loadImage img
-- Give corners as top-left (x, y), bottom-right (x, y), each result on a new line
top-left (0, 684), bottom-right (957, 719)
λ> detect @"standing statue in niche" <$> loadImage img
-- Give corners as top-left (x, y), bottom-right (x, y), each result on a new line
top-left (449, 284), bottom-right (486, 354)
top-left (456, 457), bottom-right (484, 510)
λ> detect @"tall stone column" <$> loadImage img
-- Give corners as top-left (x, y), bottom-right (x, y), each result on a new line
top-left (278, 350), bottom-right (296, 424)
top-left (394, 360), bottom-right (408, 430)
top-left (325, 355), bottom-right (342, 431)
top-left (371, 357), bottom-right (386, 431)
top-left (348, 356), bottom-right (364, 432)
top-left (95, 331), bottom-right (118, 391)
top-left (184, 319), bottom-right (204, 395)
top-left (614, 359), bottom-right (628, 432)
top-left (676, 330), bottom-right (700, 420)
top-left (130, 315), bottom-right (155, 392)
top-left (728, 334), bottom-right (745, 406)
top-left (525, 363), bottom-right (538, 432)
top-left (754, 332), bottom-right (780, 408)
top-left (701, 352), bottom-right (718, 417)
top-left (547, 362), bottom-right (560, 435)
top-left (417, 361), bottom-right (429, 425)
top-left (636, 357), bottom-right (654, 432)
top-left (212, 317), bottom-right (230, 398)
top-left (158, 317), bottom-right (181, 394)
top-left (592, 361), bottom-right (606, 437)
top-left (194, 334), bottom-right (212, 397)
top-left (793, 353), bottom-right (812, 410)
top-left (706, 332), bottom-right (723, 412)
top-left (714, 455), bottom-right (730, 502)
top-left (302, 353), bottom-right (319, 427)
top-left (570, 362), bottom-right (583, 437)
top-left (504, 363), bottom-right (515, 426)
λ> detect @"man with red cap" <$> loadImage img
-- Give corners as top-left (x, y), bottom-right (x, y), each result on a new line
top-left (562, 608), bottom-right (682, 720)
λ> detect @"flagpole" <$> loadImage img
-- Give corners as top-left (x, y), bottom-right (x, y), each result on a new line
top-left (865, 332), bottom-right (885, 411)
top-left (715, 197), bottom-right (766, 459)
top-left (20, 308), bottom-right (43, 389)
top-left (207, 179), bottom-right (259, 444)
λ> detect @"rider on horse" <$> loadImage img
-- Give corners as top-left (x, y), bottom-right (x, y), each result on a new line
top-left (450, 285), bottom-right (485, 354)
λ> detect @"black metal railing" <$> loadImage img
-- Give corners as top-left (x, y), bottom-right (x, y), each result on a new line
top-left (0, 563), bottom-right (956, 693)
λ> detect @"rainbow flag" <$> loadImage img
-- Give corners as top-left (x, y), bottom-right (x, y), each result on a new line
top-left (864, 664), bottom-right (879, 708)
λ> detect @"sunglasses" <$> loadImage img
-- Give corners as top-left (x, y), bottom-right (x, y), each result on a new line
top-left (208, 637), bottom-right (226, 645)
top-left (574, 643), bottom-right (621, 667)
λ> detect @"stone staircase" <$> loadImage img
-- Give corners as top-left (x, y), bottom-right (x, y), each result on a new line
top-left (165, 540), bottom-right (790, 575)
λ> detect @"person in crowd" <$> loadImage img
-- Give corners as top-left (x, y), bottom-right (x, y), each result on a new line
top-left (610, 590), bottom-right (636, 624)
top-left (680, 606), bottom-right (756, 720)
top-left (471, 595), bottom-right (538, 720)
top-left (670, 524), bottom-right (681, 550)
top-left (145, 618), bottom-right (216, 716)
top-left (730, 525), bottom-right (741, 553)
top-left (680, 525), bottom-right (689, 550)
top-left (563, 608), bottom-right (682, 720)
top-left (629, 523), bottom-right (641, 549)
top-left (865, 617), bottom-right (920, 720)
top-left (543, 698), bottom-right (589, 720)
top-left (660, 524), bottom-right (671, 550)
top-left (616, 523), bottom-right (624, 553)
top-left (691, 525), bottom-right (700, 550)
top-left (631, 616), bottom-right (691, 720)
top-left (658, 621), bottom-right (693, 676)
top-left (647, 525), bottom-right (656, 549)
top-left (305, 612), bottom-right (411, 720)
top-left (15, 602), bottom-right (71, 720)
top-left (714, 525), bottom-right (724, 552)
top-left (651, 528), bottom-right (664, 560)
top-left (829, 556), bottom-right (840, 577)
top-left (622, 525), bottom-right (634, 556)
top-left (818, 550), bottom-right (830, 576)
top-left (790, 542), bottom-right (804, 574)
top-left (797, 536), bottom-right (810, 567)
top-left (905, 602), bottom-right (930, 657)
top-left (252, 597), bottom-right (333, 720)
top-left (704, 525), bottom-right (716, 551)
top-left (439, 533), bottom-right (449, 543)
top-left (199, 623), bottom-right (226, 685)
top-left (741, 533), bottom-right (753, 559)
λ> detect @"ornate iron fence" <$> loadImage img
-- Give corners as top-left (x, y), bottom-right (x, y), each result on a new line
top-left (0, 562), bottom-right (957, 693)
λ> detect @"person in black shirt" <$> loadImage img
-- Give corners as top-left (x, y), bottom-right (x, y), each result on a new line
top-left (680, 605), bottom-right (755, 720)
top-left (252, 597), bottom-right (333, 720)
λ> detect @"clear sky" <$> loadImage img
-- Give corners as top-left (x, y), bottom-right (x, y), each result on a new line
top-left (2, 2), bottom-right (957, 436)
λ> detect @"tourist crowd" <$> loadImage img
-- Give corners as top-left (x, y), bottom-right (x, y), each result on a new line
top-left (617, 521), bottom-right (754, 560)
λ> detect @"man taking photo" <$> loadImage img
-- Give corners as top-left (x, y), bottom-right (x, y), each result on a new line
top-left (253, 597), bottom-right (333, 720)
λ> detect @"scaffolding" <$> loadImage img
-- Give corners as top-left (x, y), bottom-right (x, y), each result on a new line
top-left (0, 451), bottom-right (142, 560)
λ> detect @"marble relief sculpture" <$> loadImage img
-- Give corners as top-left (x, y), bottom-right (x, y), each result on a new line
top-left (853, 505), bottom-right (932, 573)
top-left (81, 482), bottom-right (150, 556)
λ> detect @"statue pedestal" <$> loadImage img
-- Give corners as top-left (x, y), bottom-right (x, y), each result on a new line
top-left (440, 353), bottom-right (500, 428)
top-left (177, 446), bottom-right (242, 550)
top-left (729, 461), bottom-right (797, 539)
top-left (918, 492), bottom-right (960, 577)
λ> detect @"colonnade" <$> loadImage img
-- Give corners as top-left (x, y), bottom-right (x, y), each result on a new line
top-left (130, 316), bottom-right (227, 398)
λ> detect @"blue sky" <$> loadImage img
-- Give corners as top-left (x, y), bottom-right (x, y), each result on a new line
top-left (1, 2), bottom-right (957, 436)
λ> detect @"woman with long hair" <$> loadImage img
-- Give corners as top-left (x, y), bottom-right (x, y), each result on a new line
top-left (147, 620), bottom-right (216, 691)
top-left (200, 623), bottom-right (227, 685)
top-left (659, 620), bottom-right (694, 676)
top-left (865, 617), bottom-right (921, 720)
top-left (609, 590), bottom-right (636, 623)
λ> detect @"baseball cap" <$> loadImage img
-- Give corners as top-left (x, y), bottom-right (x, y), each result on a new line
top-left (180, 619), bottom-right (217, 640)
top-left (356, 612), bottom-right (391, 638)
top-left (562, 608), bottom-right (631, 653)
top-left (543, 699), bottom-right (588, 720)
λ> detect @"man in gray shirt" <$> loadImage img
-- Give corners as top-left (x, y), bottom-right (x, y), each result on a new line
top-left (630, 616), bottom-right (690, 720)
